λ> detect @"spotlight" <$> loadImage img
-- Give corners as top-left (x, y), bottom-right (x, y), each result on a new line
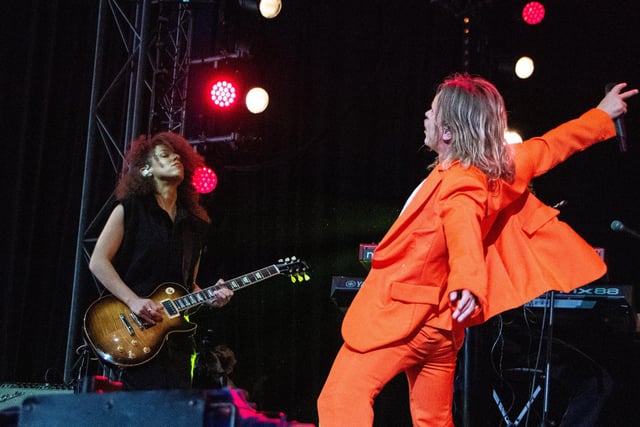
top-left (514, 56), bottom-right (535, 79)
top-left (192, 166), bottom-right (218, 193)
top-left (505, 129), bottom-right (523, 144)
top-left (522, 2), bottom-right (545, 25)
top-left (238, 0), bottom-right (282, 19)
top-left (245, 87), bottom-right (269, 114)
top-left (259, 0), bottom-right (282, 18)
top-left (209, 78), bottom-right (239, 109)
top-left (207, 71), bottom-right (269, 114)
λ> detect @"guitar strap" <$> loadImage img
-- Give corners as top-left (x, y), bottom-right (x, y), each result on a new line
top-left (180, 215), bottom-right (208, 291)
top-left (182, 227), bottom-right (197, 290)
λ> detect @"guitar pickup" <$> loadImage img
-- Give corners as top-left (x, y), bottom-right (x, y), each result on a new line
top-left (161, 299), bottom-right (180, 318)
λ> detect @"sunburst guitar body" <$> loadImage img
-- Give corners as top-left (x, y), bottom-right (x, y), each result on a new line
top-left (83, 257), bottom-right (309, 367)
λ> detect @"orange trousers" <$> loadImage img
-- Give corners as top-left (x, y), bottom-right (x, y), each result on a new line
top-left (317, 324), bottom-right (465, 427)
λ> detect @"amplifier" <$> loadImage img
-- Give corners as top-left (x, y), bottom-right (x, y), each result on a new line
top-left (0, 383), bottom-right (73, 411)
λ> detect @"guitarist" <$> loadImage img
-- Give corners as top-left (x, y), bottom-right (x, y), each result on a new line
top-left (89, 131), bottom-right (233, 390)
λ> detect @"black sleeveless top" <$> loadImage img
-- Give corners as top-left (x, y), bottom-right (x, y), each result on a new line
top-left (112, 195), bottom-right (209, 297)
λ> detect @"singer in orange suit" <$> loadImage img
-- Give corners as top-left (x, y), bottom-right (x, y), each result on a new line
top-left (317, 74), bottom-right (637, 426)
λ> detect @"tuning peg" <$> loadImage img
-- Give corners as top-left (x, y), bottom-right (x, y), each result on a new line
top-left (286, 271), bottom-right (310, 284)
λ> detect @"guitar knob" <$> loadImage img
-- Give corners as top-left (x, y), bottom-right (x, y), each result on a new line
top-left (130, 339), bottom-right (139, 346)
top-left (116, 346), bottom-right (124, 353)
top-left (127, 351), bottom-right (136, 359)
top-left (143, 347), bottom-right (151, 354)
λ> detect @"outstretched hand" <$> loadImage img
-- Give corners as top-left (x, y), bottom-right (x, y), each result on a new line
top-left (598, 82), bottom-right (638, 119)
top-left (450, 289), bottom-right (479, 322)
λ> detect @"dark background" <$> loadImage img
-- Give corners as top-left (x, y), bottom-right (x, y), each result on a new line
top-left (3, 0), bottom-right (640, 425)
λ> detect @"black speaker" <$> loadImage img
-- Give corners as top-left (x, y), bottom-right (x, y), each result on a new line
top-left (0, 383), bottom-right (73, 412)
top-left (17, 390), bottom-right (205, 427)
top-left (11, 388), bottom-right (307, 427)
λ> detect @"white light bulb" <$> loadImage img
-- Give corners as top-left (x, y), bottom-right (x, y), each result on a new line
top-left (245, 87), bottom-right (269, 114)
top-left (515, 56), bottom-right (535, 79)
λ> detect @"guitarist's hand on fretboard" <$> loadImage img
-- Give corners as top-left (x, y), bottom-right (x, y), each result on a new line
top-left (195, 279), bottom-right (234, 308)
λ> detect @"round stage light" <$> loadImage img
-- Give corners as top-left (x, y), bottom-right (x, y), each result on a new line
top-left (245, 87), bottom-right (269, 114)
top-left (192, 167), bottom-right (218, 193)
top-left (210, 79), bottom-right (238, 108)
top-left (259, 0), bottom-right (282, 18)
top-left (522, 2), bottom-right (545, 25)
top-left (505, 129), bottom-right (523, 144)
top-left (515, 56), bottom-right (535, 79)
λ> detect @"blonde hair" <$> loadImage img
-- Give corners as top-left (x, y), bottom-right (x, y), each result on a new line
top-left (435, 73), bottom-right (514, 182)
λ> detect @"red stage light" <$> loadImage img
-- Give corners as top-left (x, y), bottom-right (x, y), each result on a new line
top-left (522, 1), bottom-right (545, 25)
top-left (193, 166), bottom-right (218, 193)
top-left (210, 79), bottom-right (238, 108)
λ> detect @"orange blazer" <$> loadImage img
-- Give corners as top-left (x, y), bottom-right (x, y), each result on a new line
top-left (342, 109), bottom-right (615, 352)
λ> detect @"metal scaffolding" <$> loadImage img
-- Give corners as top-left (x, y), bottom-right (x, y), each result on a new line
top-left (64, 0), bottom-right (195, 382)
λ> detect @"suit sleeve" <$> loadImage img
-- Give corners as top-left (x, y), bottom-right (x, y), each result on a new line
top-left (439, 165), bottom-right (489, 310)
top-left (516, 108), bottom-right (615, 182)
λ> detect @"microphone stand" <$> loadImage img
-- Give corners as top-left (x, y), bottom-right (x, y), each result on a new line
top-left (541, 290), bottom-right (556, 426)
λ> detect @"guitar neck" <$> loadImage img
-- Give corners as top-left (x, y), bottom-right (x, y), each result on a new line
top-left (172, 264), bottom-right (281, 313)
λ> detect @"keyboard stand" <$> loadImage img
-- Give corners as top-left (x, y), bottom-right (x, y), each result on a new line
top-left (491, 291), bottom-right (556, 426)
top-left (492, 381), bottom-right (542, 426)
top-left (541, 290), bottom-right (556, 426)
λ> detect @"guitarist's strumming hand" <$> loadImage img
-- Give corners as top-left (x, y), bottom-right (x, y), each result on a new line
top-left (197, 279), bottom-right (234, 308)
top-left (130, 296), bottom-right (164, 324)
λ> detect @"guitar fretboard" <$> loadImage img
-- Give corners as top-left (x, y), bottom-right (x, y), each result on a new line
top-left (165, 265), bottom-right (281, 314)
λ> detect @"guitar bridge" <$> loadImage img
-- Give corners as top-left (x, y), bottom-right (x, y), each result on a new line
top-left (119, 313), bottom-right (135, 335)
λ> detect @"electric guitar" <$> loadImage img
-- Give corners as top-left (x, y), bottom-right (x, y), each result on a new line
top-left (83, 257), bottom-right (310, 367)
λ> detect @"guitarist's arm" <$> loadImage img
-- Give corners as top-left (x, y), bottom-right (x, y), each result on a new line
top-left (89, 205), bottom-right (163, 324)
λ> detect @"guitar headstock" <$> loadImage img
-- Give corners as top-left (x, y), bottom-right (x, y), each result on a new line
top-left (276, 256), bottom-right (310, 283)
